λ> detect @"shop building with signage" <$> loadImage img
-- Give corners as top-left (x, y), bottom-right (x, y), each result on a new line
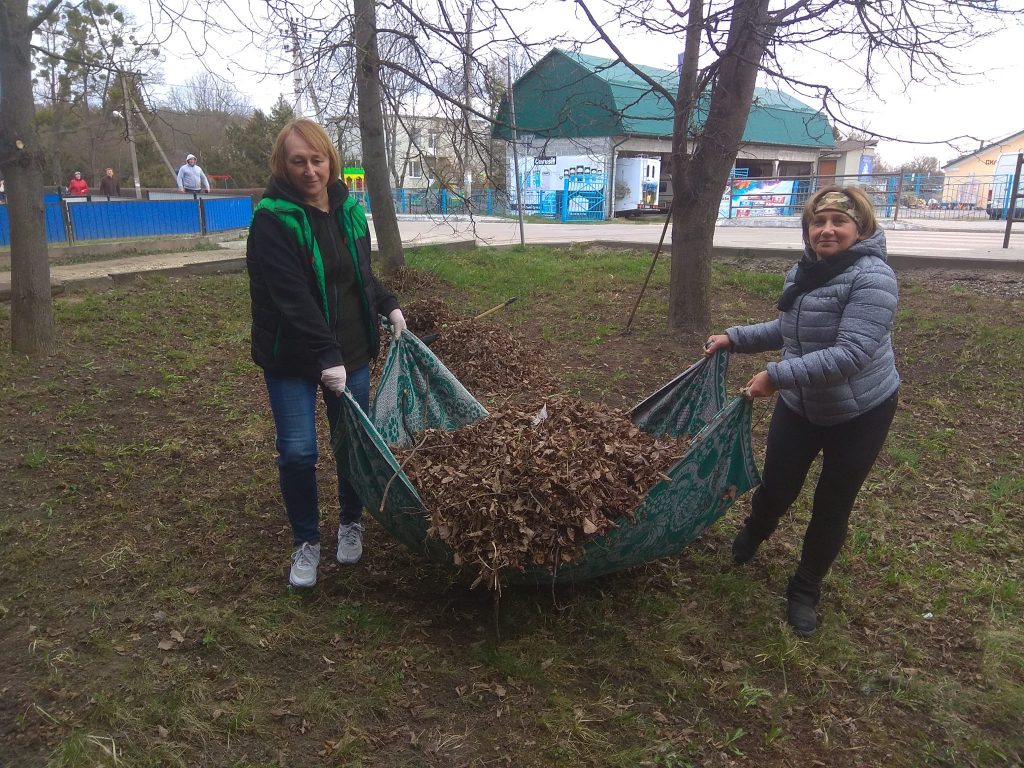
top-left (494, 49), bottom-right (837, 218)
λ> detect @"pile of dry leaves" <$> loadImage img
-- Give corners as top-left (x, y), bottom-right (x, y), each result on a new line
top-left (396, 298), bottom-right (553, 397)
top-left (398, 395), bottom-right (688, 590)
top-left (380, 266), bottom-right (443, 297)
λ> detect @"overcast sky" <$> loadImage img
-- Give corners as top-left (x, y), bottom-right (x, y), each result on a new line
top-left (141, 0), bottom-right (1024, 170)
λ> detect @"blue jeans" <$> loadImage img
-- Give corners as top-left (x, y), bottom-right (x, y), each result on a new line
top-left (264, 366), bottom-right (370, 546)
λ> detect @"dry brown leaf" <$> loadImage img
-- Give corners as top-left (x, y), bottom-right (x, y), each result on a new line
top-left (398, 395), bottom-right (689, 590)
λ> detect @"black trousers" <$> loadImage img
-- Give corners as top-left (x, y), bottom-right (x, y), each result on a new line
top-left (746, 390), bottom-right (898, 586)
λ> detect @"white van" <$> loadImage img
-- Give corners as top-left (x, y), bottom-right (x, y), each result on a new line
top-left (986, 152), bottom-right (1024, 220)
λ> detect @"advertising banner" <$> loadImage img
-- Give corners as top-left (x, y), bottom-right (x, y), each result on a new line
top-left (509, 152), bottom-right (606, 214)
top-left (718, 178), bottom-right (797, 219)
top-left (858, 154), bottom-right (875, 181)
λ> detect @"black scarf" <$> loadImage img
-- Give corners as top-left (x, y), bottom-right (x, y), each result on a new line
top-left (776, 250), bottom-right (862, 311)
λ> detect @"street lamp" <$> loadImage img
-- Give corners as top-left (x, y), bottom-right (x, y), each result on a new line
top-left (111, 109), bottom-right (142, 199)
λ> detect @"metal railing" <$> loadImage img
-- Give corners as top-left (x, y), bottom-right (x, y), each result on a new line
top-left (350, 188), bottom-right (511, 217)
top-left (0, 191), bottom-right (253, 246)
top-left (720, 172), bottom-right (1017, 223)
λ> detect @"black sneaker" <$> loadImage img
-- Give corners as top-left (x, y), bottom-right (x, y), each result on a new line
top-left (731, 525), bottom-right (763, 564)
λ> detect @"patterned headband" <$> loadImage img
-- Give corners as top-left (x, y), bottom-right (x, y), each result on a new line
top-left (813, 191), bottom-right (860, 226)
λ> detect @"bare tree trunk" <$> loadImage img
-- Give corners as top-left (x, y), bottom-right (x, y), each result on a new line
top-left (669, 0), bottom-right (772, 330)
top-left (669, 0), bottom-right (706, 331)
top-left (353, 0), bottom-right (405, 272)
top-left (1, 0), bottom-right (58, 355)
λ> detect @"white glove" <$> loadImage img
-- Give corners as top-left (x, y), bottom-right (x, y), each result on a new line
top-left (320, 365), bottom-right (347, 395)
top-left (389, 308), bottom-right (407, 338)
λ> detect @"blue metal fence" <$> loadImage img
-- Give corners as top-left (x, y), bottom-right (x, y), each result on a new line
top-left (6, 172), bottom-right (1011, 245)
top-left (720, 173), bottom-right (1011, 222)
top-left (204, 196), bottom-right (255, 232)
top-left (504, 174), bottom-right (607, 221)
top-left (0, 202), bottom-right (68, 246)
top-left (561, 174), bottom-right (606, 222)
top-left (45, 200), bottom-right (68, 243)
top-left (69, 200), bottom-right (201, 239)
top-left (0, 195), bottom-right (253, 245)
top-left (351, 188), bottom-right (506, 216)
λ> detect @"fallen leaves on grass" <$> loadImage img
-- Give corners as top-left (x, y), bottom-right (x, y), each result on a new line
top-left (379, 298), bottom-right (554, 397)
top-left (381, 266), bottom-right (443, 296)
top-left (398, 395), bottom-right (687, 591)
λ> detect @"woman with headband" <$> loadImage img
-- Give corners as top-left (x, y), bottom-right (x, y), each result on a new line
top-left (704, 185), bottom-right (899, 636)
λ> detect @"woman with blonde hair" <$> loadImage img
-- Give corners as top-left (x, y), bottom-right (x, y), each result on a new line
top-left (704, 185), bottom-right (899, 636)
top-left (246, 119), bottom-right (406, 588)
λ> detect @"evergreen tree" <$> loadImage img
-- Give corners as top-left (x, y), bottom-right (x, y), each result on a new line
top-left (209, 98), bottom-right (295, 188)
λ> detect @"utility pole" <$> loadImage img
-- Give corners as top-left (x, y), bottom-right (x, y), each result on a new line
top-left (130, 96), bottom-right (179, 184)
top-left (120, 72), bottom-right (142, 199)
top-left (283, 18), bottom-right (311, 118)
top-left (462, 3), bottom-right (474, 203)
top-left (507, 59), bottom-right (525, 247)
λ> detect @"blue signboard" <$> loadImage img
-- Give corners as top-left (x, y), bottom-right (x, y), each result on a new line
top-left (858, 154), bottom-right (875, 179)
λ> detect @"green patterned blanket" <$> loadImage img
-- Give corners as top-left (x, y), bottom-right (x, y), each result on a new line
top-left (332, 345), bottom-right (761, 583)
top-left (370, 330), bottom-right (489, 448)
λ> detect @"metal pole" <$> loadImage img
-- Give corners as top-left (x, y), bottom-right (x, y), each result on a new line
top-left (129, 96), bottom-right (178, 185)
top-left (121, 72), bottom-right (142, 199)
top-left (290, 19), bottom-right (304, 118)
top-left (1003, 152), bottom-right (1023, 249)
top-left (462, 5), bottom-right (473, 203)
top-left (507, 60), bottom-right (525, 247)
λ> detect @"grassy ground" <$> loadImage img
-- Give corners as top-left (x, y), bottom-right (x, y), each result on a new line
top-left (1, 245), bottom-right (1021, 767)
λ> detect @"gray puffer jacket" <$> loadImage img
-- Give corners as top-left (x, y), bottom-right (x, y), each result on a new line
top-left (726, 229), bottom-right (899, 426)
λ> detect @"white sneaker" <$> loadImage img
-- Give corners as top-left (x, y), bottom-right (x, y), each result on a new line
top-left (336, 522), bottom-right (364, 565)
top-left (289, 542), bottom-right (320, 587)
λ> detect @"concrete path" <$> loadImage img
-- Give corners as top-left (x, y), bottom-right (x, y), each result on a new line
top-left (2, 216), bottom-right (1022, 299)
top-left (391, 216), bottom-right (1024, 265)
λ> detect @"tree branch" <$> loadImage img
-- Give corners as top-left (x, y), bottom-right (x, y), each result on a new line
top-left (27, 0), bottom-right (64, 34)
top-left (573, 0), bottom-right (677, 106)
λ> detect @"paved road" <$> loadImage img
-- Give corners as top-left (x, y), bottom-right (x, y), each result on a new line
top-left (2, 216), bottom-right (1022, 299)
top-left (389, 217), bottom-right (1024, 263)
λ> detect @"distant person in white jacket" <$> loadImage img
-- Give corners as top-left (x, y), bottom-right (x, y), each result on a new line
top-left (176, 153), bottom-right (210, 194)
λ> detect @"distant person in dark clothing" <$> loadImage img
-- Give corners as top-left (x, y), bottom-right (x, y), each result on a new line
top-left (704, 186), bottom-right (899, 637)
top-left (99, 168), bottom-right (121, 197)
top-left (67, 171), bottom-right (89, 196)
